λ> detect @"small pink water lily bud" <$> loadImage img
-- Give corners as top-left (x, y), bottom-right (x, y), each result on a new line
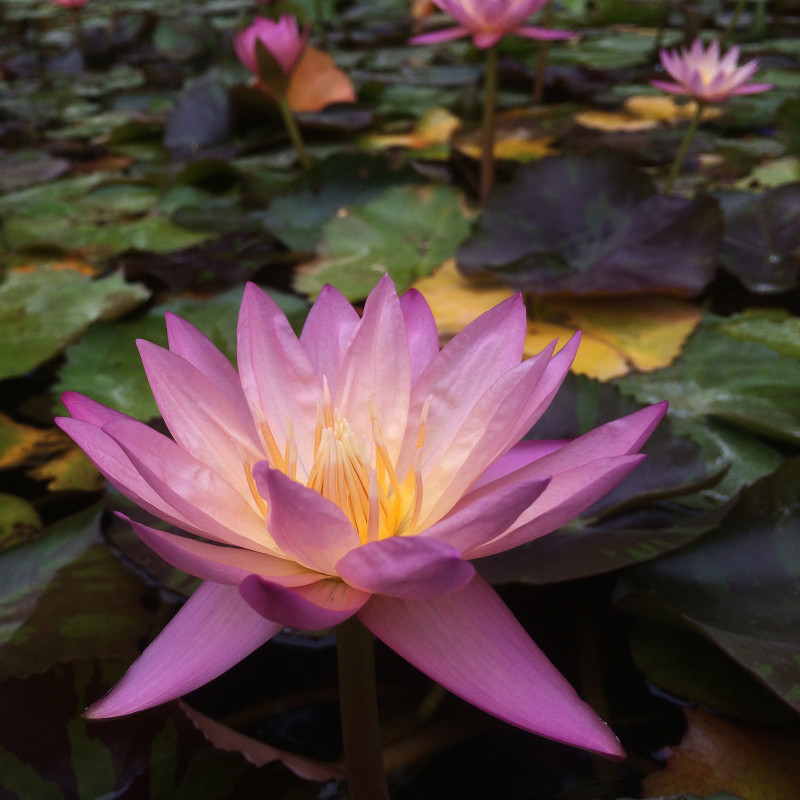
top-left (234, 14), bottom-right (309, 80)
top-left (53, 0), bottom-right (89, 7)
top-left (58, 277), bottom-right (668, 757)
top-left (411, 0), bottom-right (573, 49)
top-left (651, 38), bottom-right (772, 103)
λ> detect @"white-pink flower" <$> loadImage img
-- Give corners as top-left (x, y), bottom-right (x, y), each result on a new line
top-left (234, 14), bottom-right (309, 78)
top-left (411, 0), bottom-right (572, 49)
top-left (58, 276), bottom-right (666, 756)
top-left (651, 38), bottom-right (772, 103)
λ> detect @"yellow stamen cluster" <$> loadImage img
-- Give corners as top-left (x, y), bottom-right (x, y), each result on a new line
top-left (246, 385), bottom-right (426, 545)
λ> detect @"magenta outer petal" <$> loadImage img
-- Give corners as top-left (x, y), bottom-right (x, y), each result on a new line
top-left (85, 582), bottom-right (281, 718)
top-left (473, 439), bottom-right (567, 488)
top-left (240, 576), bottom-right (369, 629)
top-left (466, 454), bottom-right (645, 558)
top-left (298, 283), bottom-right (360, 394)
top-left (400, 289), bottom-right (440, 386)
top-left (123, 516), bottom-right (317, 587)
top-left (336, 536), bottom-right (475, 600)
top-left (422, 471), bottom-right (551, 554)
top-left (253, 463), bottom-right (361, 573)
top-left (472, 31), bottom-right (502, 48)
top-left (358, 575), bottom-right (625, 757)
top-left (516, 25), bottom-right (575, 40)
top-left (409, 26), bottom-right (470, 45)
top-left (650, 79), bottom-right (690, 96)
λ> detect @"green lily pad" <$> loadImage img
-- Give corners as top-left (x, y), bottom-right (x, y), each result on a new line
top-left (457, 153), bottom-right (722, 296)
top-left (0, 495), bottom-right (42, 554)
top-left (0, 505), bottom-right (101, 651)
top-left (717, 183), bottom-right (800, 293)
top-left (54, 285), bottom-right (308, 421)
top-left (294, 184), bottom-right (472, 301)
top-left (616, 457), bottom-right (800, 713)
top-left (0, 268), bottom-right (150, 380)
top-left (616, 320), bottom-right (800, 447)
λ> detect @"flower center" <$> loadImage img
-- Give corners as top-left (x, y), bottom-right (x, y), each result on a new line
top-left (247, 383), bottom-right (426, 545)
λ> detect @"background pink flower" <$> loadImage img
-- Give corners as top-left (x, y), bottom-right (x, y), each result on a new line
top-left (234, 14), bottom-right (309, 78)
top-left (411, 0), bottom-right (572, 48)
top-left (651, 38), bottom-right (772, 103)
top-left (53, 0), bottom-right (89, 7)
top-left (58, 277), bottom-right (666, 757)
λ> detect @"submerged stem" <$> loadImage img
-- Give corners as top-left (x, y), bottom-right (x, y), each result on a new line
top-left (664, 101), bottom-right (704, 194)
top-left (278, 96), bottom-right (313, 171)
top-left (480, 44), bottom-right (499, 205)
top-left (337, 616), bottom-right (390, 800)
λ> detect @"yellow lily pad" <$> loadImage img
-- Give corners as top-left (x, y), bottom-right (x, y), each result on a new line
top-left (0, 413), bottom-right (64, 471)
top-left (412, 262), bottom-right (701, 380)
top-left (362, 107), bottom-right (461, 152)
top-left (28, 445), bottom-right (104, 493)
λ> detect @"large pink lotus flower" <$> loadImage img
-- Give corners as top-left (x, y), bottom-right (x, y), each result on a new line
top-left (651, 38), bottom-right (772, 103)
top-left (57, 277), bottom-right (666, 757)
top-left (53, 0), bottom-right (89, 7)
top-left (410, 0), bottom-right (573, 49)
top-left (234, 14), bottom-right (309, 78)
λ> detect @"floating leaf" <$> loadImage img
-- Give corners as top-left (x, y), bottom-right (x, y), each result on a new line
top-left (0, 505), bottom-right (100, 650)
top-left (0, 413), bottom-right (64, 470)
top-left (413, 261), bottom-right (701, 380)
top-left (616, 458), bottom-right (800, 713)
top-left (0, 495), bottom-right (42, 554)
top-left (260, 152), bottom-right (421, 251)
top-left (717, 183), bottom-right (800, 293)
top-left (617, 321), bottom-right (800, 446)
top-left (27, 445), bottom-right (104, 493)
top-left (361, 107), bottom-right (460, 153)
top-left (0, 266), bottom-right (150, 380)
top-left (457, 153), bottom-right (722, 296)
top-left (294, 184), bottom-right (472, 301)
top-left (642, 708), bottom-right (800, 800)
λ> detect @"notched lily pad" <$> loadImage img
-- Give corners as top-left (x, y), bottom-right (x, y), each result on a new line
top-left (457, 153), bottom-right (722, 296)
top-left (717, 182), bottom-right (800, 293)
top-left (616, 457), bottom-right (800, 714)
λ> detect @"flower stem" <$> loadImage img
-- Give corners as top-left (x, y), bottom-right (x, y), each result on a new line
top-left (480, 44), bottom-right (499, 205)
top-left (663, 101), bottom-right (704, 194)
top-left (278, 96), bottom-right (313, 172)
top-left (532, 4), bottom-right (553, 104)
top-left (337, 616), bottom-right (389, 800)
top-left (720, 0), bottom-right (747, 47)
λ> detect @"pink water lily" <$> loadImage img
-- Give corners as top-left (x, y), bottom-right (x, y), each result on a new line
top-left (410, 0), bottom-right (573, 49)
top-left (234, 14), bottom-right (309, 78)
top-left (57, 276), bottom-right (666, 757)
top-left (53, 0), bottom-right (89, 7)
top-left (652, 38), bottom-right (772, 103)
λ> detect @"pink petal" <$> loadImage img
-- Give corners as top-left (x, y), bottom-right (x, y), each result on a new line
top-left (253, 463), bottom-right (361, 573)
top-left (165, 312), bottom-right (257, 440)
top-left (422, 470), bottom-right (551, 553)
top-left (123, 515), bottom-right (317, 586)
top-left (240, 575), bottom-right (369, 629)
top-left (472, 439), bottom-right (568, 488)
top-left (472, 31), bottom-right (502, 48)
top-left (299, 283), bottom-right (360, 394)
top-left (62, 391), bottom-right (137, 427)
top-left (516, 26), bottom-right (575, 40)
top-left (137, 341), bottom-right (261, 491)
top-left (56, 416), bottom-right (198, 534)
top-left (85, 582), bottom-right (281, 718)
top-left (335, 536), bottom-right (475, 600)
top-left (464, 454), bottom-right (645, 558)
top-left (334, 275), bottom-right (411, 463)
top-left (409, 26), bottom-right (470, 45)
top-left (650, 80), bottom-right (690, 95)
top-left (238, 283), bottom-right (321, 470)
top-left (399, 289), bottom-right (440, 386)
top-left (104, 418), bottom-right (271, 551)
top-left (358, 575), bottom-right (625, 757)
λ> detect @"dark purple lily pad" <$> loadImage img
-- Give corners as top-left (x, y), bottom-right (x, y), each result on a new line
top-left (457, 153), bottom-right (722, 296)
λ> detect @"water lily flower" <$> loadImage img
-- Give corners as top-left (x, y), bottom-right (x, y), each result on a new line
top-left (54, 0), bottom-right (89, 7)
top-left (57, 277), bottom-right (666, 757)
top-left (651, 38), bottom-right (772, 103)
top-left (411, 0), bottom-right (573, 49)
top-left (234, 14), bottom-right (309, 78)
